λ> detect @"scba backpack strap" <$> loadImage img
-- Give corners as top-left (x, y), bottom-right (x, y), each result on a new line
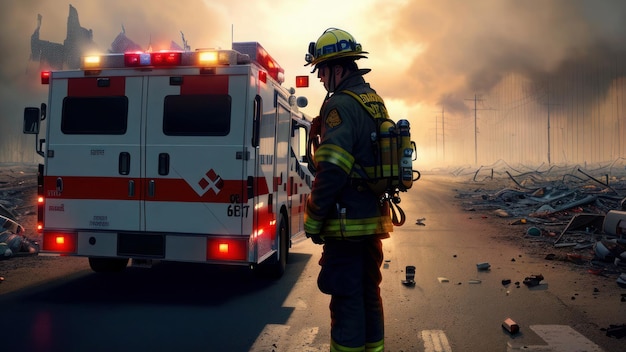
top-left (340, 90), bottom-right (417, 226)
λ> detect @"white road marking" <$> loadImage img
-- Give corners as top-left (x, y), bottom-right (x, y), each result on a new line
top-left (421, 329), bottom-right (453, 352)
top-left (249, 324), bottom-right (326, 352)
top-left (530, 325), bottom-right (604, 352)
top-left (250, 324), bottom-right (603, 352)
top-left (249, 324), bottom-right (290, 352)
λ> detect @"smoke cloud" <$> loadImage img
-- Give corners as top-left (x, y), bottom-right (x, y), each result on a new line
top-left (367, 0), bottom-right (626, 114)
top-left (2, 1), bottom-right (626, 165)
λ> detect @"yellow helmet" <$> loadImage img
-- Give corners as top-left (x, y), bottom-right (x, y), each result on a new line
top-left (304, 28), bottom-right (368, 69)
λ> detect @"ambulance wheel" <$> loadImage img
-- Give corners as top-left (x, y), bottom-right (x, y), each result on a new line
top-left (256, 214), bottom-right (288, 279)
top-left (88, 257), bottom-right (129, 273)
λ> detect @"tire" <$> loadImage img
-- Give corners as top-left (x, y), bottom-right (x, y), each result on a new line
top-left (88, 257), bottom-right (129, 273)
top-left (256, 214), bottom-right (288, 279)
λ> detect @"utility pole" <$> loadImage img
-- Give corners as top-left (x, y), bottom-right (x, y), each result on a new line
top-left (543, 81), bottom-right (559, 165)
top-left (433, 106), bottom-right (446, 161)
top-left (465, 95), bottom-right (484, 164)
top-left (435, 114), bottom-right (439, 158)
top-left (441, 106), bottom-right (445, 161)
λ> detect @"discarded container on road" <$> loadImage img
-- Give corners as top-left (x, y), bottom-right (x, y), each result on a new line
top-left (502, 318), bottom-right (520, 334)
top-left (402, 265), bottom-right (416, 286)
top-left (476, 262), bottom-right (491, 271)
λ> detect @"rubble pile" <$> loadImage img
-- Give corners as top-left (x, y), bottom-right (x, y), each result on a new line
top-left (0, 164), bottom-right (39, 261)
top-left (450, 160), bottom-right (626, 287)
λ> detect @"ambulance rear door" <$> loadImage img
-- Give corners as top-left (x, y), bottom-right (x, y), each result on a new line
top-left (43, 74), bottom-right (143, 233)
top-left (143, 71), bottom-right (250, 237)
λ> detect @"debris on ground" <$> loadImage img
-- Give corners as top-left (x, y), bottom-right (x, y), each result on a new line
top-left (0, 164), bottom-right (40, 261)
top-left (402, 265), bottom-right (416, 286)
top-left (603, 324), bottom-right (626, 339)
top-left (0, 230), bottom-right (39, 259)
top-left (523, 274), bottom-right (544, 287)
top-left (476, 262), bottom-right (491, 271)
top-left (502, 318), bottom-right (520, 335)
top-left (450, 160), bottom-right (626, 290)
top-left (618, 273), bottom-right (626, 288)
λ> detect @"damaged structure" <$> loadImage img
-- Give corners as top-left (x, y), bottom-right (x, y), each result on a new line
top-left (30, 5), bottom-right (191, 70)
top-left (30, 5), bottom-right (96, 69)
top-left (455, 161), bottom-right (626, 288)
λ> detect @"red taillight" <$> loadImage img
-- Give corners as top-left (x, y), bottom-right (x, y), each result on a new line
top-left (206, 238), bottom-right (247, 261)
top-left (42, 232), bottom-right (77, 253)
top-left (41, 71), bottom-right (50, 84)
top-left (259, 71), bottom-right (267, 83)
top-left (296, 75), bottom-right (309, 88)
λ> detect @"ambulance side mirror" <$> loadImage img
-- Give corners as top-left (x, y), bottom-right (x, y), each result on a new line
top-left (23, 107), bottom-right (41, 134)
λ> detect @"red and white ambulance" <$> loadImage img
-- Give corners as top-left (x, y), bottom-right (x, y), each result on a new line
top-left (23, 42), bottom-right (313, 278)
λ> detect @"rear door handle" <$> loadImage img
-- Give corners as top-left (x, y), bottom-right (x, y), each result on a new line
top-left (158, 153), bottom-right (169, 175)
top-left (119, 152), bottom-right (130, 175)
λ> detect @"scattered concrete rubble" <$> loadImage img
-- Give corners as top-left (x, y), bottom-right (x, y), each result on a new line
top-left (0, 164), bottom-right (40, 264)
top-left (450, 160), bottom-right (626, 290)
top-left (522, 274), bottom-right (544, 287)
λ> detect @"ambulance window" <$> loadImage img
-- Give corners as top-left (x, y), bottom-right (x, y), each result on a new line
top-left (163, 95), bottom-right (231, 136)
top-left (62, 96), bottom-right (128, 134)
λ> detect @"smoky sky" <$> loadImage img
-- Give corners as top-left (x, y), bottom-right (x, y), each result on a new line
top-left (3, 0), bottom-right (626, 163)
top-left (367, 0), bottom-right (626, 114)
top-left (0, 1), bottom-right (232, 162)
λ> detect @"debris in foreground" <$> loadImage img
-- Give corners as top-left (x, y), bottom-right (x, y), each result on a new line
top-left (502, 318), bottom-right (520, 334)
top-left (603, 324), bottom-right (626, 339)
top-left (402, 265), bottom-right (416, 286)
top-left (523, 274), bottom-right (544, 287)
top-left (476, 262), bottom-right (491, 271)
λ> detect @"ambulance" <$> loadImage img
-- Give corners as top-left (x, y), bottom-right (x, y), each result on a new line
top-left (23, 42), bottom-right (314, 278)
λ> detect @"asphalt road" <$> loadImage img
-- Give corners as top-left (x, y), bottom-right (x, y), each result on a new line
top-left (0, 173), bottom-right (624, 352)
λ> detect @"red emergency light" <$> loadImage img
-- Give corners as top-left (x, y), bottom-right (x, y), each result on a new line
top-left (124, 51), bottom-right (182, 67)
top-left (41, 71), bottom-right (50, 85)
top-left (151, 52), bottom-right (182, 66)
top-left (232, 42), bottom-right (284, 84)
top-left (296, 75), bottom-right (309, 88)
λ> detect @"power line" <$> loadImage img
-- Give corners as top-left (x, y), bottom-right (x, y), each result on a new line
top-left (465, 94), bottom-right (487, 164)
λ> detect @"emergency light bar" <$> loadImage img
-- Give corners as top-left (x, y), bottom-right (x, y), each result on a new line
top-left (82, 50), bottom-right (244, 70)
top-left (233, 42), bottom-right (285, 84)
top-left (78, 42), bottom-right (284, 83)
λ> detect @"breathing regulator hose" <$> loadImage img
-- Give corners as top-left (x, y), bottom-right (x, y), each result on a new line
top-left (386, 195), bottom-right (406, 226)
top-left (389, 202), bottom-right (406, 226)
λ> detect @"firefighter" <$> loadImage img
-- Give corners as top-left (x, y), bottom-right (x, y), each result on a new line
top-left (303, 28), bottom-right (393, 352)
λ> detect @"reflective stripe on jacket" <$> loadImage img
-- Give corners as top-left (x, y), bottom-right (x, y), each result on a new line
top-left (304, 72), bottom-right (393, 239)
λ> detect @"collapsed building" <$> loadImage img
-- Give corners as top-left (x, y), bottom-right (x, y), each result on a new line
top-left (30, 4), bottom-right (190, 70)
top-left (30, 5), bottom-right (96, 69)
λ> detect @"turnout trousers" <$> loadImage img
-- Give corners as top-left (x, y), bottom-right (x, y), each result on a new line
top-left (317, 236), bottom-right (385, 352)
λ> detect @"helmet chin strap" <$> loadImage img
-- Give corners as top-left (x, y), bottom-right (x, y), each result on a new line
top-left (327, 63), bottom-right (341, 94)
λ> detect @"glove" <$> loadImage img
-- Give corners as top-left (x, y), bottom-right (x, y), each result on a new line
top-left (306, 232), bottom-right (324, 245)
top-left (309, 116), bottom-right (321, 140)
